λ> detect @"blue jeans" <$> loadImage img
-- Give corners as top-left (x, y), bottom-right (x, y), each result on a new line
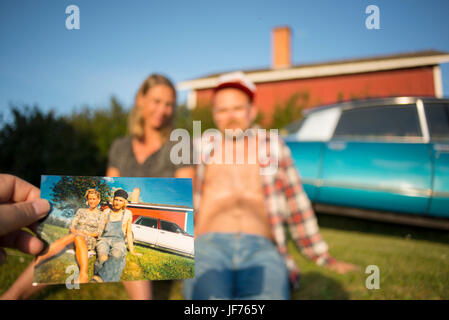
top-left (183, 233), bottom-right (290, 300)
top-left (95, 237), bottom-right (127, 282)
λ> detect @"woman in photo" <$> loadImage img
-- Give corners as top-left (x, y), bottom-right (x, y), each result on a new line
top-left (106, 74), bottom-right (195, 299)
top-left (34, 188), bottom-right (106, 283)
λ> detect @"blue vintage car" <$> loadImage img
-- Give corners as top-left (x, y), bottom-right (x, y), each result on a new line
top-left (284, 97), bottom-right (449, 229)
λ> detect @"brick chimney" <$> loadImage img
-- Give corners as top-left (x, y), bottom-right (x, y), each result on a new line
top-left (130, 188), bottom-right (141, 203)
top-left (272, 26), bottom-right (292, 69)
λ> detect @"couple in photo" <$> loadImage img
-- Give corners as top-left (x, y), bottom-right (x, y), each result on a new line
top-left (34, 188), bottom-right (140, 283)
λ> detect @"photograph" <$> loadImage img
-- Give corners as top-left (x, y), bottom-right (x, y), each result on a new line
top-left (33, 175), bottom-right (194, 285)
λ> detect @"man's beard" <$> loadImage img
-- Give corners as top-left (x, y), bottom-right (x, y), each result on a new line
top-left (223, 119), bottom-right (250, 140)
top-left (112, 204), bottom-right (125, 211)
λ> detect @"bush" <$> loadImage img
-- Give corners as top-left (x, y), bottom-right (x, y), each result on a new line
top-left (0, 106), bottom-right (103, 187)
top-left (67, 96), bottom-right (128, 160)
top-left (270, 91), bottom-right (309, 130)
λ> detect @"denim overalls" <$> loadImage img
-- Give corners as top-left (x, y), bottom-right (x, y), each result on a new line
top-left (94, 210), bottom-right (127, 282)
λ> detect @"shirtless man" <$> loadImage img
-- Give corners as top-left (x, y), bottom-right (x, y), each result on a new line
top-left (183, 72), bottom-right (357, 300)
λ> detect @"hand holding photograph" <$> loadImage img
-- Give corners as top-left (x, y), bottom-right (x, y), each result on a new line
top-left (34, 175), bottom-right (194, 285)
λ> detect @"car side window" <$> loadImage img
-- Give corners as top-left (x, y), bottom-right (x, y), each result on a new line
top-left (139, 217), bottom-right (158, 228)
top-left (424, 103), bottom-right (449, 141)
top-left (296, 107), bottom-right (341, 141)
top-left (160, 220), bottom-right (184, 233)
top-left (333, 104), bottom-right (422, 141)
top-left (160, 220), bottom-right (177, 233)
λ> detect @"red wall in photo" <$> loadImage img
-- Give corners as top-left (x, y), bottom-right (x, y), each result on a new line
top-left (127, 206), bottom-right (188, 231)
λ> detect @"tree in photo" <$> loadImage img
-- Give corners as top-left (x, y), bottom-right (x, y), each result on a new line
top-left (51, 176), bottom-right (112, 219)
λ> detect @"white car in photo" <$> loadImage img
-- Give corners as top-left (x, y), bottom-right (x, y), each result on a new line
top-left (132, 216), bottom-right (194, 257)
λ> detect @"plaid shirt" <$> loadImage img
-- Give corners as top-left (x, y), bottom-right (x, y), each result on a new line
top-left (193, 132), bottom-right (335, 289)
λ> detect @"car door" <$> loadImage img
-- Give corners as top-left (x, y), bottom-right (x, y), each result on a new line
top-left (169, 223), bottom-right (194, 255)
top-left (132, 216), bottom-right (159, 246)
top-left (317, 103), bottom-right (433, 215)
top-left (285, 107), bottom-right (341, 201)
top-left (424, 102), bottom-right (449, 218)
top-left (158, 220), bottom-right (191, 253)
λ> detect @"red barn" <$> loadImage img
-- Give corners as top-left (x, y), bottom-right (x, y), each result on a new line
top-left (127, 202), bottom-right (193, 232)
top-left (178, 26), bottom-right (449, 126)
top-left (104, 188), bottom-right (193, 232)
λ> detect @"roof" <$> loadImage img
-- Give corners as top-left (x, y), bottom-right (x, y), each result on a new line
top-left (127, 202), bottom-right (194, 212)
top-left (178, 50), bottom-right (449, 91)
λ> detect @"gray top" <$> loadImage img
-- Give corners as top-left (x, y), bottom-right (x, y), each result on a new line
top-left (108, 136), bottom-right (192, 177)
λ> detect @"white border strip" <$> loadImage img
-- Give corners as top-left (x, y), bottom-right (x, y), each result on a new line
top-left (433, 65), bottom-right (443, 98)
top-left (128, 203), bottom-right (194, 212)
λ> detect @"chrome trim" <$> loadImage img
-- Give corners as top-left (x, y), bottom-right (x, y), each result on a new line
top-left (327, 141), bottom-right (347, 151)
top-left (432, 190), bottom-right (449, 198)
top-left (314, 203), bottom-right (449, 231)
top-left (302, 178), bottom-right (436, 198)
top-left (434, 144), bottom-right (449, 153)
top-left (416, 99), bottom-right (430, 143)
top-left (302, 178), bottom-right (321, 187)
top-left (330, 137), bottom-right (427, 144)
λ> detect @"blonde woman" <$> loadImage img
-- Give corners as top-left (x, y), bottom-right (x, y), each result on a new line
top-left (1, 189), bottom-right (105, 299)
top-left (107, 74), bottom-right (195, 299)
top-left (33, 188), bottom-right (106, 283)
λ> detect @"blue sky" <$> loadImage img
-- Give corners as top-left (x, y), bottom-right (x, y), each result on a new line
top-left (40, 175), bottom-right (194, 235)
top-left (1, 0), bottom-right (449, 119)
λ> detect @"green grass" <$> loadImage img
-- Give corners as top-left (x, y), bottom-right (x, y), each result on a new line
top-left (0, 223), bottom-right (193, 299)
top-left (289, 214), bottom-right (449, 300)
top-left (1, 214), bottom-right (448, 299)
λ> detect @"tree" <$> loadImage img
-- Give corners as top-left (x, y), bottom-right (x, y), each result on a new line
top-left (270, 92), bottom-right (309, 131)
top-left (174, 103), bottom-right (264, 134)
top-left (41, 214), bottom-right (71, 228)
top-left (51, 176), bottom-right (112, 219)
top-left (0, 106), bottom-right (105, 187)
top-left (174, 104), bottom-right (216, 135)
top-left (67, 96), bottom-right (128, 160)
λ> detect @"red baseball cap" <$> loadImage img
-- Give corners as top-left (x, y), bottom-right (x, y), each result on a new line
top-left (214, 71), bottom-right (256, 102)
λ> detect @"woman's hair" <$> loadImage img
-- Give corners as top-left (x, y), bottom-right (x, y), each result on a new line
top-left (84, 188), bottom-right (100, 200)
top-left (128, 74), bottom-right (177, 141)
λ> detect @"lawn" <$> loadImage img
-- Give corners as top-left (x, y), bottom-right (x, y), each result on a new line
top-left (33, 224), bottom-right (194, 284)
top-left (1, 223), bottom-right (193, 299)
top-left (1, 213), bottom-right (448, 299)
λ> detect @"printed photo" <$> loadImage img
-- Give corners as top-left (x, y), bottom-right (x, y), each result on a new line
top-left (34, 175), bottom-right (194, 285)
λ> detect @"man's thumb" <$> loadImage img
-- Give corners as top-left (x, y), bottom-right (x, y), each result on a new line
top-left (0, 199), bottom-right (50, 236)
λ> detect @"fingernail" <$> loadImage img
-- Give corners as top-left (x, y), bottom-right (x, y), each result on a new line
top-left (32, 199), bottom-right (50, 218)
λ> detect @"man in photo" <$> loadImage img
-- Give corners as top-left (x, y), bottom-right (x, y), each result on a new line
top-left (92, 189), bottom-right (141, 283)
top-left (183, 72), bottom-right (358, 300)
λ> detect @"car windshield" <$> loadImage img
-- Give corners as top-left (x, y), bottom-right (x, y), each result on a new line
top-left (137, 217), bottom-right (157, 228)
